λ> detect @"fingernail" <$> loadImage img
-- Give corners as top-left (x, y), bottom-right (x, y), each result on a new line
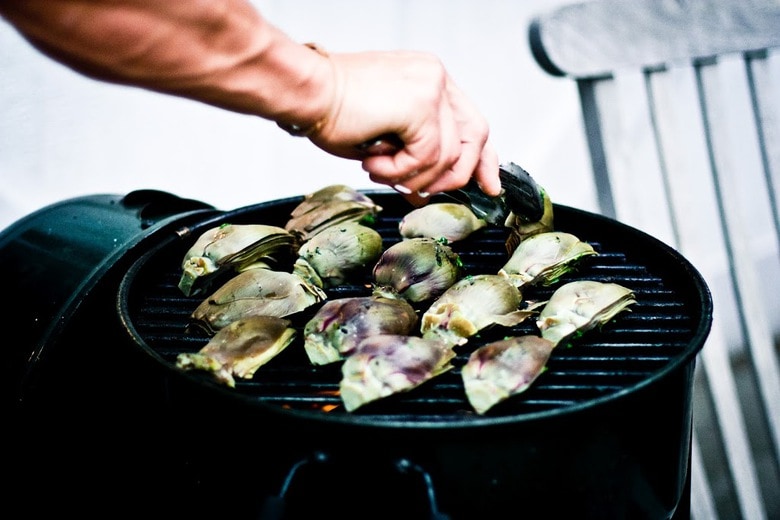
top-left (417, 191), bottom-right (430, 198)
top-left (393, 184), bottom-right (412, 194)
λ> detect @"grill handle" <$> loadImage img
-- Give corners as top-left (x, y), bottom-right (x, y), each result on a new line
top-left (257, 451), bottom-right (450, 520)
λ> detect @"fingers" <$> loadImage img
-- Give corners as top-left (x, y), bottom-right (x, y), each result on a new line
top-left (363, 80), bottom-right (499, 199)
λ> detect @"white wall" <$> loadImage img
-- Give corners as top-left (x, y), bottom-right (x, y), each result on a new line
top-left (0, 0), bottom-right (594, 231)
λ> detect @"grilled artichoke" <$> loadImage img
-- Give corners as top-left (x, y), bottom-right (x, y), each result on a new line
top-left (175, 315), bottom-right (296, 388)
top-left (285, 184), bottom-right (383, 241)
top-left (420, 274), bottom-right (537, 347)
top-left (189, 262), bottom-right (326, 335)
top-left (297, 221), bottom-right (384, 288)
top-left (373, 237), bottom-right (463, 303)
top-left (461, 335), bottom-right (556, 414)
top-left (398, 202), bottom-right (487, 242)
top-left (339, 334), bottom-right (456, 412)
top-left (536, 280), bottom-right (637, 346)
top-left (302, 287), bottom-right (418, 365)
top-left (178, 223), bottom-right (297, 296)
top-left (504, 186), bottom-right (554, 255)
top-left (499, 231), bottom-right (597, 288)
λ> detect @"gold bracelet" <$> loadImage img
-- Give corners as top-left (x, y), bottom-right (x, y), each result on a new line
top-left (277, 42), bottom-right (329, 138)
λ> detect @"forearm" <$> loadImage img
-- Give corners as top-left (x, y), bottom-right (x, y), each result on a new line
top-left (0, 0), bottom-right (334, 128)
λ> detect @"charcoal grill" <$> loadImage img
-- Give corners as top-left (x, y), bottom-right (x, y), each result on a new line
top-left (4, 189), bottom-right (712, 520)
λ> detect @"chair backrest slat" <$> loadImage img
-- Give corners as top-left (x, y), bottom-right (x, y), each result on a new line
top-left (530, 2), bottom-right (780, 518)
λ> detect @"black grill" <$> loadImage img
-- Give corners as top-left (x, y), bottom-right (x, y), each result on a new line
top-left (119, 191), bottom-right (708, 425)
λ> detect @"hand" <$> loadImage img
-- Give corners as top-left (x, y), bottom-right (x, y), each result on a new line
top-left (307, 50), bottom-right (501, 204)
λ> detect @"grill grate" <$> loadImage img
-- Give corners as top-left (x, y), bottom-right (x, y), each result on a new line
top-left (121, 192), bottom-right (707, 424)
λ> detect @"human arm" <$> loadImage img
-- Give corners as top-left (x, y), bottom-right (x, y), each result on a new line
top-left (0, 0), bottom-right (500, 199)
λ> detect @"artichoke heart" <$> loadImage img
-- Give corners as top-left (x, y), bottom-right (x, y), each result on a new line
top-left (175, 315), bottom-right (296, 388)
top-left (373, 237), bottom-right (463, 303)
top-left (285, 185), bottom-right (382, 241)
top-left (339, 334), bottom-right (456, 412)
top-left (462, 335), bottom-right (556, 414)
top-left (498, 231), bottom-right (597, 288)
top-left (504, 186), bottom-right (554, 255)
top-left (398, 202), bottom-right (487, 242)
top-left (178, 223), bottom-right (297, 296)
top-left (302, 288), bottom-right (418, 365)
top-left (189, 263), bottom-right (327, 335)
top-left (420, 274), bottom-right (537, 347)
top-left (536, 280), bottom-right (637, 346)
top-left (297, 221), bottom-right (384, 288)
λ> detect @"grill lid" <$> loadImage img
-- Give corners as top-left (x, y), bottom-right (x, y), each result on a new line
top-left (117, 191), bottom-right (712, 427)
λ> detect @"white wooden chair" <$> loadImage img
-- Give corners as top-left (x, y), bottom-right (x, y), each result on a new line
top-left (529, 1), bottom-right (780, 518)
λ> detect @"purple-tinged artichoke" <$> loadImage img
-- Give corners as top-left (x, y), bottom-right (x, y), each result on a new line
top-left (373, 237), bottom-right (463, 303)
top-left (461, 335), bottom-right (556, 414)
top-left (536, 280), bottom-right (636, 346)
top-left (297, 221), bottom-right (383, 288)
top-left (499, 231), bottom-right (597, 289)
top-left (175, 315), bottom-right (296, 388)
top-left (178, 223), bottom-right (297, 296)
top-left (339, 334), bottom-right (456, 412)
top-left (285, 185), bottom-right (382, 241)
top-left (189, 262), bottom-right (326, 335)
top-left (420, 274), bottom-right (538, 347)
top-left (398, 202), bottom-right (487, 243)
top-left (302, 287), bottom-right (418, 365)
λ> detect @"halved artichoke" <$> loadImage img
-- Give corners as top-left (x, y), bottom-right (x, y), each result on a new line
top-left (339, 334), bottom-right (456, 412)
top-left (461, 335), bottom-right (556, 414)
top-left (504, 186), bottom-right (554, 255)
top-left (189, 262), bottom-right (327, 335)
top-left (285, 185), bottom-right (383, 241)
top-left (175, 315), bottom-right (296, 388)
top-left (498, 231), bottom-right (597, 288)
top-left (536, 280), bottom-right (637, 346)
top-left (373, 237), bottom-right (463, 303)
top-left (178, 223), bottom-right (297, 296)
top-left (420, 274), bottom-right (538, 347)
top-left (297, 221), bottom-right (384, 288)
top-left (398, 202), bottom-right (487, 242)
top-left (302, 287), bottom-right (418, 365)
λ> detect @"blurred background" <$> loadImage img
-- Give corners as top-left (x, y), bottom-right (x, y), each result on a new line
top-left (0, 0), bottom-right (593, 231)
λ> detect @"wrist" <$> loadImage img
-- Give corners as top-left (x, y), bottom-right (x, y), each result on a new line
top-left (275, 43), bottom-right (332, 137)
top-left (257, 34), bottom-right (335, 138)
